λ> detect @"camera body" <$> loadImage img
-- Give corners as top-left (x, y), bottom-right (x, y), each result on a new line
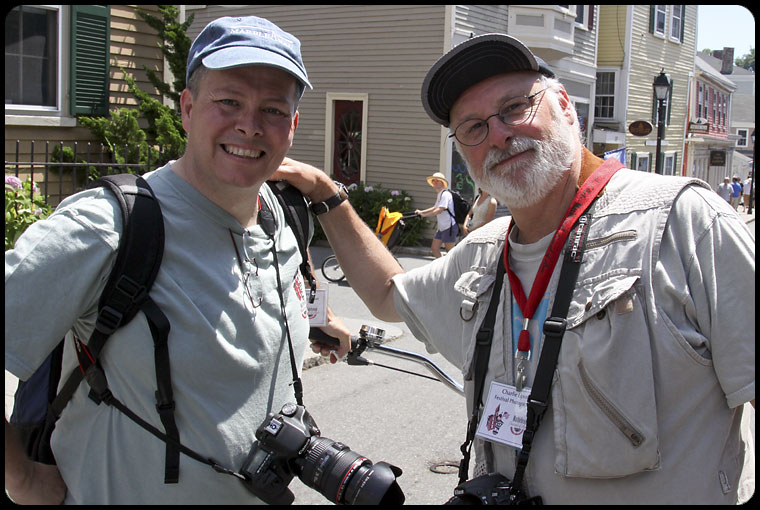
top-left (240, 403), bottom-right (405, 505)
top-left (446, 473), bottom-right (542, 505)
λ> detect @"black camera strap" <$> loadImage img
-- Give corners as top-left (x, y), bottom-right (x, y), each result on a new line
top-left (457, 203), bottom-right (596, 503)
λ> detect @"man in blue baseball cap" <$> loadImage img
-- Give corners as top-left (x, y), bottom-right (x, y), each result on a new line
top-left (5, 15), bottom-right (350, 504)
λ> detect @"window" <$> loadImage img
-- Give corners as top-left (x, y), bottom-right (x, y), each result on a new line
top-left (697, 83), bottom-right (703, 118)
top-left (594, 71), bottom-right (616, 119)
top-left (669, 5), bottom-right (685, 43)
top-left (635, 152), bottom-right (651, 172)
top-left (712, 90), bottom-right (717, 124)
top-left (5, 5), bottom-right (59, 108)
top-left (663, 152), bottom-right (676, 176)
top-left (736, 129), bottom-right (748, 148)
top-left (653, 5), bottom-right (667, 37)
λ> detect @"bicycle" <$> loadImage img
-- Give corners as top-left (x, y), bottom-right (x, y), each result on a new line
top-left (319, 207), bottom-right (419, 283)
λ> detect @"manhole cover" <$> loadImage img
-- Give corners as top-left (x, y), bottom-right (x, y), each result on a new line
top-left (429, 460), bottom-right (459, 474)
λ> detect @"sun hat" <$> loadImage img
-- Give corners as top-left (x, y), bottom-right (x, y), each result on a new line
top-left (426, 172), bottom-right (449, 188)
top-left (421, 33), bottom-right (555, 127)
top-left (186, 15), bottom-right (312, 91)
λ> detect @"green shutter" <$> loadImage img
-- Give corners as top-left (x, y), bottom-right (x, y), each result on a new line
top-left (70, 5), bottom-right (110, 115)
top-left (649, 5), bottom-right (655, 34)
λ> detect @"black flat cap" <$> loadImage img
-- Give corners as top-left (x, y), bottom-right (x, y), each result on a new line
top-left (421, 34), bottom-right (555, 127)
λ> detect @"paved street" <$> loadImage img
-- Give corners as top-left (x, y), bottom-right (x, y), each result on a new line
top-left (5, 209), bottom-right (754, 504)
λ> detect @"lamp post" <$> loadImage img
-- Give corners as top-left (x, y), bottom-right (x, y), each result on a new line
top-left (653, 69), bottom-right (672, 175)
top-left (749, 130), bottom-right (755, 214)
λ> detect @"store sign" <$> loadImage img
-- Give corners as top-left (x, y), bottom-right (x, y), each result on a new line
top-left (628, 120), bottom-right (653, 136)
top-left (689, 122), bottom-right (710, 134)
top-left (710, 150), bottom-right (726, 166)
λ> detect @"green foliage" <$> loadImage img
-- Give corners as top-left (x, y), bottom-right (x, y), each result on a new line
top-left (312, 183), bottom-right (427, 246)
top-left (5, 175), bottom-right (53, 251)
top-left (75, 5), bottom-right (192, 177)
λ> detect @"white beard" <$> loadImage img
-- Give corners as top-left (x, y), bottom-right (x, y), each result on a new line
top-left (466, 105), bottom-right (577, 209)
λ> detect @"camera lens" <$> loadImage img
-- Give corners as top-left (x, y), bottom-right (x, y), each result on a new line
top-left (298, 437), bottom-right (405, 505)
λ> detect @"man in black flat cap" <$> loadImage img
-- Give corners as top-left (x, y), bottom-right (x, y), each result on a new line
top-left (277, 33), bottom-right (755, 504)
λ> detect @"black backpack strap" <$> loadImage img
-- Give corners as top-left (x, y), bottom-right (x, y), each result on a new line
top-left (51, 174), bottom-right (180, 483)
top-left (265, 180), bottom-right (316, 302)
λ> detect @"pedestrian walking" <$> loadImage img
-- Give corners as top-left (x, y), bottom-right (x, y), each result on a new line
top-left (414, 172), bottom-right (458, 258)
top-left (730, 175), bottom-right (742, 210)
top-left (717, 176), bottom-right (733, 203)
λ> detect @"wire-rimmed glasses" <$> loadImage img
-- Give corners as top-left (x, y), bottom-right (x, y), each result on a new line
top-left (448, 87), bottom-right (548, 147)
top-left (229, 230), bottom-right (263, 310)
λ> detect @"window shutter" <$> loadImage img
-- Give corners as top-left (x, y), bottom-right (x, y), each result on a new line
top-left (70, 5), bottom-right (110, 116)
top-left (649, 5), bottom-right (655, 34)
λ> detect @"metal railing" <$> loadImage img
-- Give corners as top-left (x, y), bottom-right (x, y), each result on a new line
top-left (5, 140), bottom-right (168, 206)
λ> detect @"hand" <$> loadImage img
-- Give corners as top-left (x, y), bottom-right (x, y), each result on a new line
top-left (6, 461), bottom-right (67, 505)
top-left (272, 158), bottom-right (337, 203)
top-left (309, 312), bottom-right (351, 363)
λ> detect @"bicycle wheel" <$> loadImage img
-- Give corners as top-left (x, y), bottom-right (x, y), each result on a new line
top-left (321, 255), bottom-right (345, 282)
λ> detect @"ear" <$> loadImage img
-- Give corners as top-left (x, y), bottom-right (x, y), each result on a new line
top-left (179, 88), bottom-right (194, 133)
top-left (554, 85), bottom-right (577, 125)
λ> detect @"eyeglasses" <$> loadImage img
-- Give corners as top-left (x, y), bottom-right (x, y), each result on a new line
top-left (448, 87), bottom-right (548, 147)
top-left (229, 230), bottom-right (263, 311)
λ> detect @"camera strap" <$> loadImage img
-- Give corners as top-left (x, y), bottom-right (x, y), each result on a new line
top-left (258, 197), bottom-right (305, 407)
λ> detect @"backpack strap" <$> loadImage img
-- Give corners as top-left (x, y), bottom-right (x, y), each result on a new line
top-left (51, 174), bottom-right (180, 483)
top-left (265, 180), bottom-right (316, 303)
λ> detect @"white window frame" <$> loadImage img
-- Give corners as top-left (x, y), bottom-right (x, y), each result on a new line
top-left (669, 5), bottom-right (684, 43)
top-left (653, 5), bottom-right (667, 38)
top-left (635, 152), bottom-right (651, 172)
top-left (5, 5), bottom-right (78, 127)
top-left (736, 128), bottom-right (749, 148)
top-left (663, 151), bottom-right (676, 176)
top-left (594, 69), bottom-right (618, 121)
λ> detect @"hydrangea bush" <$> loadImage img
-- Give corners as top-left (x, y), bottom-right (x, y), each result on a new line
top-left (5, 174), bottom-right (52, 251)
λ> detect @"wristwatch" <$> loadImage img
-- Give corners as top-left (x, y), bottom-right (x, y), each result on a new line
top-left (309, 181), bottom-right (349, 215)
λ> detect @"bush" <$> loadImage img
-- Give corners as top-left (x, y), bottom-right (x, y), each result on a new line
top-left (312, 182), bottom-right (426, 247)
top-left (5, 174), bottom-right (53, 251)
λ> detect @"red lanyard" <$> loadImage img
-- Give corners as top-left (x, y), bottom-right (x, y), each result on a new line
top-left (504, 159), bottom-right (623, 354)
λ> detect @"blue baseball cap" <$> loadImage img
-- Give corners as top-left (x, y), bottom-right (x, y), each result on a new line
top-left (422, 34), bottom-right (555, 127)
top-left (186, 16), bottom-right (312, 92)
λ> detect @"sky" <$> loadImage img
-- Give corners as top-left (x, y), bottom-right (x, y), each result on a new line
top-left (697, 5), bottom-right (755, 58)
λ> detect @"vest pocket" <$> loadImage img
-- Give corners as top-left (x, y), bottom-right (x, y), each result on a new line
top-left (553, 275), bottom-right (661, 478)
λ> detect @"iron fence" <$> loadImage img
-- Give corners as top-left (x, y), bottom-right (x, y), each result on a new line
top-left (5, 140), bottom-right (168, 206)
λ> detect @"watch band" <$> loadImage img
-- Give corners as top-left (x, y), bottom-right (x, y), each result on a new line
top-left (310, 182), bottom-right (348, 215)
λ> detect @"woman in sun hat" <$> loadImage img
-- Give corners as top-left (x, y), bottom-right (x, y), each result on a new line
top-left (415, 172), bottom-right (458, 257)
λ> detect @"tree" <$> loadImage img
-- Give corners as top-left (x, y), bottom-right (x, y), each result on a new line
top-left (735, 47), bottom-right (755, 71)
top-left (75, 5), bottom-right (194, 176)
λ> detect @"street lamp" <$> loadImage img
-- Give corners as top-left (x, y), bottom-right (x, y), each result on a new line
top-left (653, 69), bottom-right (672, 175)
top-left (749, 130), bottom-right (755, 214)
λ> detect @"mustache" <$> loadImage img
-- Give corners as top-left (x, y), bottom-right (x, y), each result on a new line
top-left (483, 137), bottom-right (541, 172)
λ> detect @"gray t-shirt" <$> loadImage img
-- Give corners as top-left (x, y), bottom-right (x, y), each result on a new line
top-left (5, 163), bottom-right (311, 503)
top-left (392, 170), bottom-right (755, 504)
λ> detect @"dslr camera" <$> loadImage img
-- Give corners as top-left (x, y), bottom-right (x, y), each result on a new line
top-left (240, 403), bottom-right (405, 505)
top-left (445, 473), bottom-right (542, 505)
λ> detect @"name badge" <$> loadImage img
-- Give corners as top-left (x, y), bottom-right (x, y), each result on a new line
top-left (475, 380), bottom-right (531, 449)
top-left (307, 288), bottom-right (328, 326)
